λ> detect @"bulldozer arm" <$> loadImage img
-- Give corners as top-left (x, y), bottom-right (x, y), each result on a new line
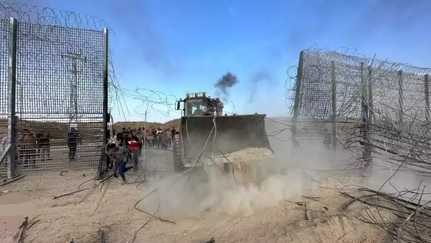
top-left (178, 114), bottom-right (271, 165)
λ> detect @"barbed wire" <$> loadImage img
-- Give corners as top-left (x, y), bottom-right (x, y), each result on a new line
top-left (284, 64), bottom-right (298, 115)
top-left (0, 0), bottom-right (109, 30)
top-left (0, 0), bottom-right (133, 121)
top-left (295, 49), bottom-right (431, 121)
top-left (0, 1), bottom-right (181, 122)
top-left (122, 88), bottom-right (179, 120)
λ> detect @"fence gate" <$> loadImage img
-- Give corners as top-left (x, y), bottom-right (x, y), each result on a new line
top-left (0, 18), bottom-right (108, 178)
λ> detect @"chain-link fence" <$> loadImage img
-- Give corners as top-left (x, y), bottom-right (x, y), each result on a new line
top-left (0, 18), bottom-right (108, 179)
top-left (294, 50), bottom-right (431, 123)
top-left (0, 18), bottom-right (10, 177)
top-left (291, 49), bottom-right (431, 171)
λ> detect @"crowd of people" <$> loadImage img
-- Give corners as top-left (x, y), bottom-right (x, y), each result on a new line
top-left (105, 127), bottom-right (177, 183)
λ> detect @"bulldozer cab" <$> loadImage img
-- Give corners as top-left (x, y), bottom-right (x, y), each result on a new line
top-left (176, 92), bottom-right (223, 117)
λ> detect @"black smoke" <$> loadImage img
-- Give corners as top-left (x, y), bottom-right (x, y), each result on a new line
top-left (214, 72), bottom-right (239, 95)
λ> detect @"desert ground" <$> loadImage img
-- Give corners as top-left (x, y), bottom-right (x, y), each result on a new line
top-left (0, 120), bottom-right (389, 243)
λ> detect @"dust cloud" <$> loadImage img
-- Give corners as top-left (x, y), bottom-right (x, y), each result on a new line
top-left (139, 118), bottom-right (430, 220)
top-left (139, 119), bottom-right (355, 218)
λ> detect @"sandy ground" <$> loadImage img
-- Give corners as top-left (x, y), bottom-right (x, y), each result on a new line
top-left (0, 147), bottom-right (387, 243)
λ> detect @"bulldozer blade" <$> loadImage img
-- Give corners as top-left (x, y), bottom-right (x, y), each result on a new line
top-left (180, 114), bottom-right (271, 163)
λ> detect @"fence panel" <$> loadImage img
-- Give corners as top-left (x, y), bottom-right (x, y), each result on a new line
top-left (0, 19), bottom-right (9, 177)
top-left (0, 18), bottom-right (107, 177)
top-left (293, 49), bottom-right (431, 171)
top-left (296, 50), bottom-right (431, 125)
top-left (299, 51), bottom-right (362, 121)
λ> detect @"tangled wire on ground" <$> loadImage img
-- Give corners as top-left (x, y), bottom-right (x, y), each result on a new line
top-left (293, 49), bottom-right (431, 242)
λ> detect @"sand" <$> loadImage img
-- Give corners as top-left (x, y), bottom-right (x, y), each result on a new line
top-left (0, 155), bottom-right (386, 243)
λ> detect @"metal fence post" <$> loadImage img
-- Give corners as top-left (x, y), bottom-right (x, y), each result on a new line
top-left (425, 74), bottom-right (430, 121)
top-left (98, 27), bottom-right (109, 179)
top-left (7, 18), bottom-right (17, 179)
top-left (360, 62), bottom-right (371, 167)
top-left (291, 51), bottom-right (304, 147)
top-left (330, 61), bottom-right (336, 150)
top-left (293, 51), bottom-right (304, 121)
top-left (398, 70), bottom-right (404, 126)
top-left (367, 66), bottom-right (374, 123)
top-left (103, 28), bottom-right (109, 144)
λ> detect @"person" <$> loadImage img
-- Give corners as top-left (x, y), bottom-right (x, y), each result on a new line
top-left (169, 128), bottom-right (177, 149)
top-left (127, 133), bottom-right (140, 171)
top-left (17, 129), bottom-right (36, 167)
top-left (67, 128), bottom-right (79, 161)
top-left (170, 128), bottom-right (176, 139)
top-left (160, 130), bottom-right (170, 150)
top-left (117, 127), bottom-right (127, 145)
top-left (119, 139), bottom-right (132, 182)
top-left (105, 142), bottom-right (116, 170)
top-left (106, 139), bottom-right (131, 183)
top-left (146, 128), bottom-right (155, 148)
top-left (152, 128), bottom-right (158, 148)
top-left (156, 128), bottom-right (163, 148)
top-left (36, 131), bottom-right (50, 162)
top-left (110, 129), bottom-right (117, 143)
top-left (136, 128), bottom-right (144, 155)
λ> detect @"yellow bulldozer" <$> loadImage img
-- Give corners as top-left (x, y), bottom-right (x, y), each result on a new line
top-left (172, 92), bottom-right (271, 176)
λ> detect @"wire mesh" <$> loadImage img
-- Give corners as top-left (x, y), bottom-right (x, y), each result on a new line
top-left (299, 50), bottom-right (363, 120)
top-left (0, 1), bottom-right (109, 30)
top-left (292, 50), bottom-right (431, 170)
top-left (0, 18), bottom-right (7, 117)
top-left (0, 18), bottom-right (106, 176)
top-left (0, 18), bottom-right (8, 177)
top-left (297, 49), bottom-right (431, 124)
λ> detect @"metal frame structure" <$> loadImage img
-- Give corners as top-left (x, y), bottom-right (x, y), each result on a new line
top-left (291, 49), bottom-right (431, 166)
top-left (0, 17), bottom-right (109, 179)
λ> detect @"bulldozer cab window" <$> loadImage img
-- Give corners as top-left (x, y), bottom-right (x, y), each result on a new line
top-left (186, 99), bottom-right (207, 116)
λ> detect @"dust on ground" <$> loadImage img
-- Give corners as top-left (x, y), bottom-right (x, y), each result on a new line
top-left (0, 148), bottom-right (385, 243)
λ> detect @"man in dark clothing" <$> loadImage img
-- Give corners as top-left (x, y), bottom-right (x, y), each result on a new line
top-left (67, 128), bottom-right (79, 161)
top-left (36, 131), bottom-right (50, 161)
top-left (152, 128), bottom-right (157, 148)
top-left (106, 142), bottom-right (115, 169)
top-left (117, 128), bottom-right (126, 144)
top-left (170, 128), bottom-right (177, 148)
top-left (106, 141), bottom-right (130, 183)
top-left (170, 128), bottom-right (176, 139)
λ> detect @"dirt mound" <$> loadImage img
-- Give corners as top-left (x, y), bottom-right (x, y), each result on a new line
top-left (113, 119), bottom-right (180, 131)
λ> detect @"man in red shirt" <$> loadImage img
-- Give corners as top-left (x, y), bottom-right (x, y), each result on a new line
top-left (127, 134), bottom-right (140, 171)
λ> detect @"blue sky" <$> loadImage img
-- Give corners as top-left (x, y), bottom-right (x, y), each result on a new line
top-left (28, 0), bottom-right (431, 122)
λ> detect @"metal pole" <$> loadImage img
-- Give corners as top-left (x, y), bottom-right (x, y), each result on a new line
top-left (61, 52), bottom-right (86, 125)
top-left (360, 62), bottom-right (371, 168)
top-left (367, 66), bottom-right (374, 124)
top-left (360, 63), bottom-right (369, 125)
top-left (398, 70), bottom-right (404, 126)
top-left (425, 74), bottom-right (430, 121)
top-left (330, 61), bottom-right (336, 150)
top-left (291, 51), bottom-right (304, 147)
top-left (98, 28), bottom-right (109, 179)
top-left (7, 18), bottom-right (17, 179)
top-left (103, 28), bottom-right (109, 144)
top-left (293, 51), bottom-right (304, 120)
